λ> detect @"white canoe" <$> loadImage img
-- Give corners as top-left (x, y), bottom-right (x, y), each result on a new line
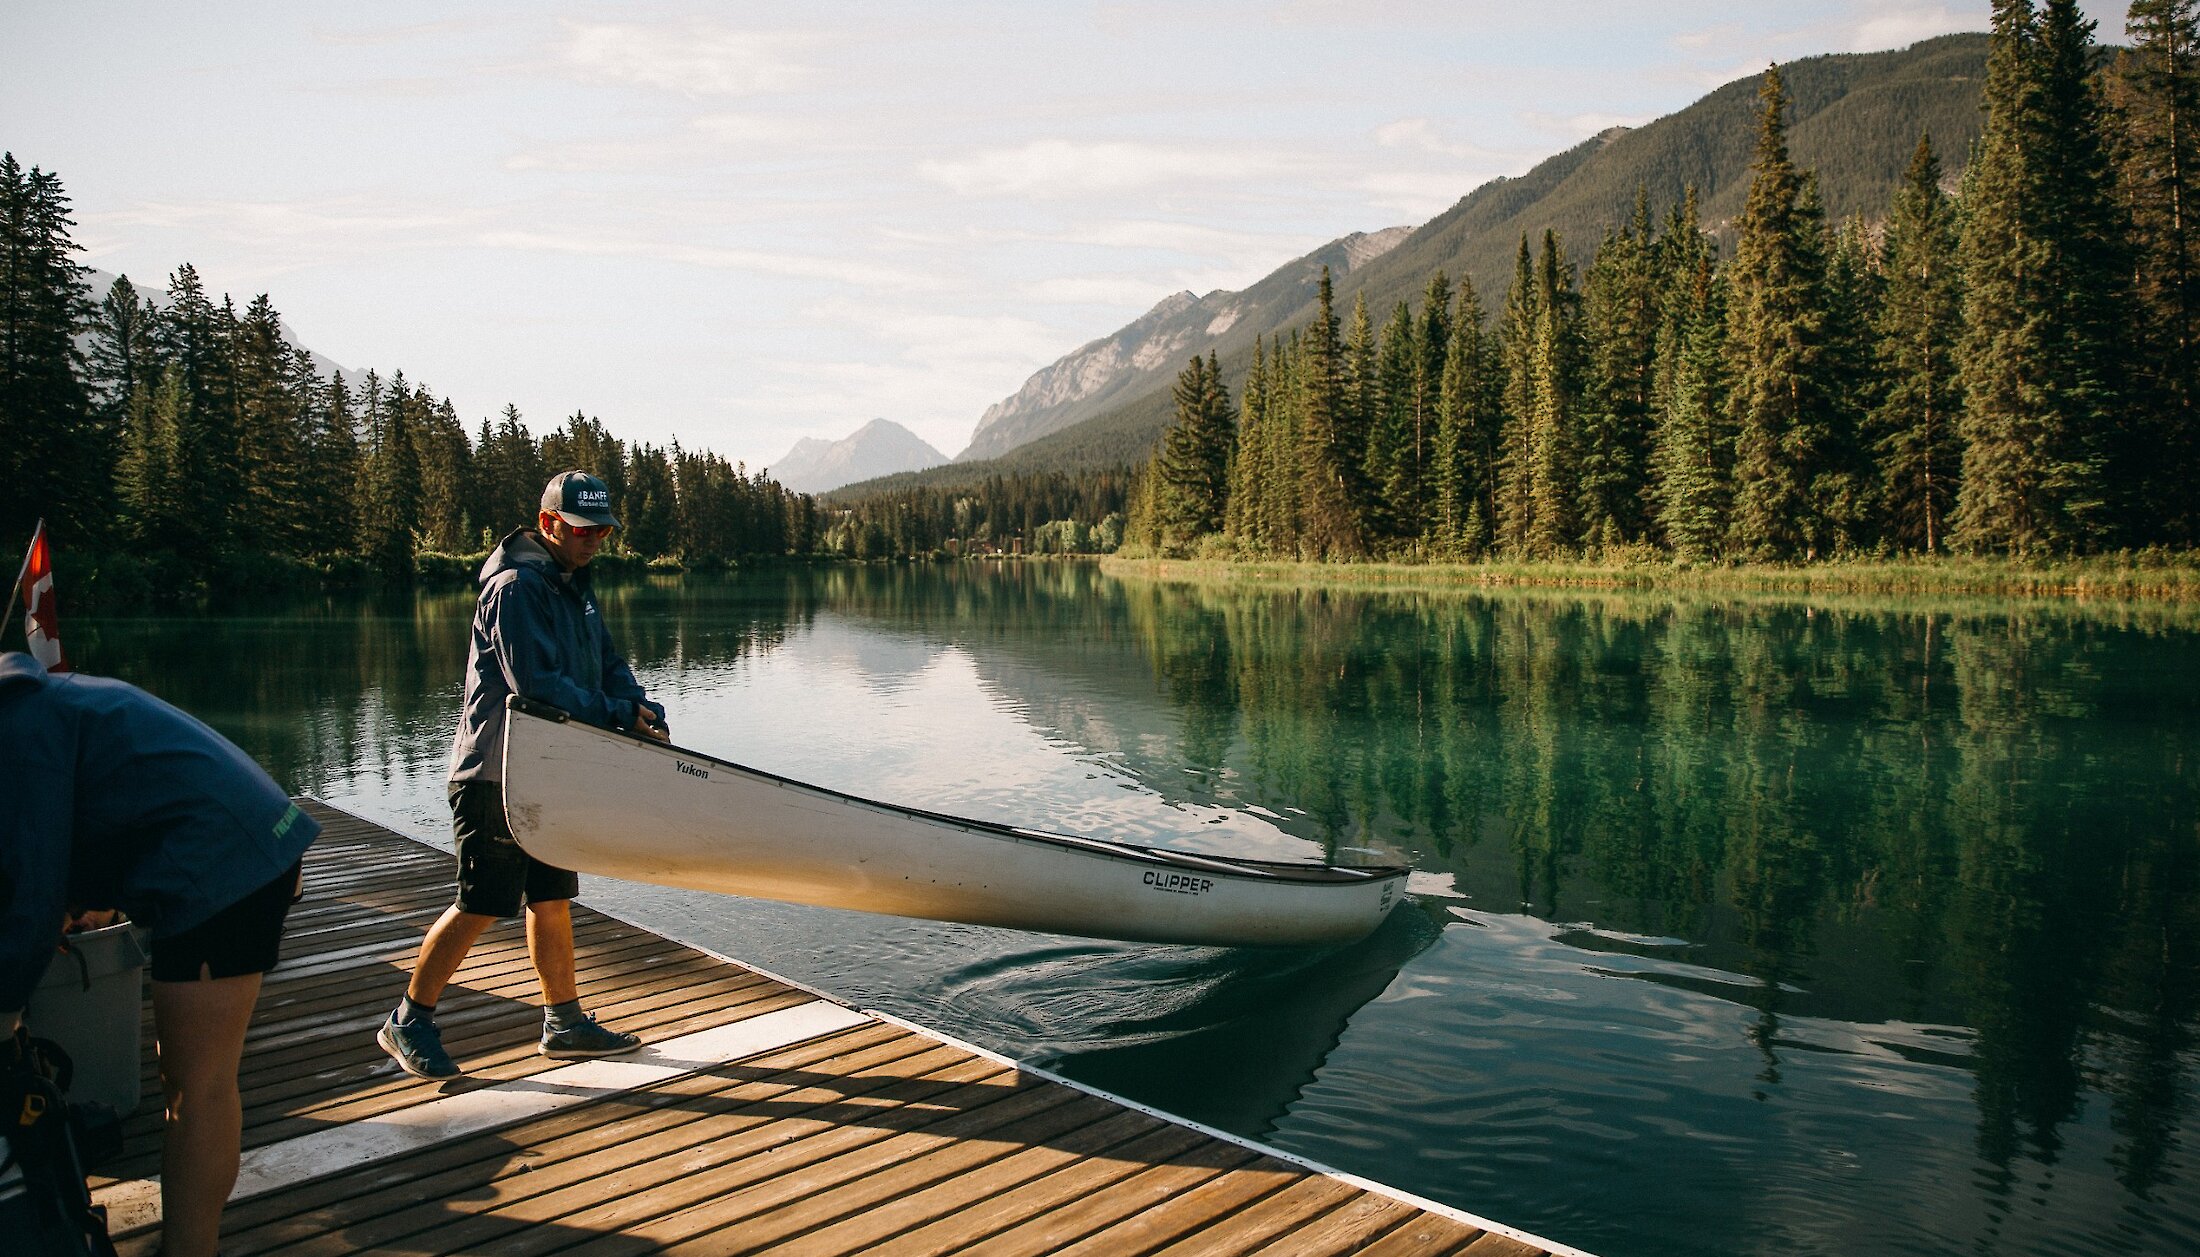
top-left (499, 697), bottom-right (1409, 947)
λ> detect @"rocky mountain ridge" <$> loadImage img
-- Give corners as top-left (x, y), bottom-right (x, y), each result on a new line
top-left (956, 225), bottom-right (1413, 462)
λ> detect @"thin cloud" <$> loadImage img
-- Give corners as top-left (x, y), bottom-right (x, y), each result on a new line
top-left (504, 113), bottom-right (813, 174)
top-left (800, 298), bottom-right (1070, 368)
top-left (555, 20), bottom-right (818, 97)
top-left (91, 199), bottom-right (477, 238)
top-left (1372, 118), bottom-right (1517, 163)
top-left (1672, 22), bottom-right (1744, 52)
top-left (918, 140), bottom-right (1292, 198)
top-left (475, 229), bottom-right (939, 290)
top-left (1025, 218), bottom-right (1305, 261)
top-left (310, 18), bottom-right (506, 47)
top-left (1849, 5), bottom-right (1987, 51)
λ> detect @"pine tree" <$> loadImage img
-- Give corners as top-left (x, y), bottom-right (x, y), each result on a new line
top-left (1124, 453), bottom-right (1163, 554)
top-left (158, 265), bottom-right (245, 561)
top-left (362, 369), bottom-right (421, 575)
top-left (2112, 0), bottom-right (2200, 541)
top-left (303, 363), bottom-right (359, 546)
top-left (1495, 237), bottom-right (1540, 551)
top-left (1724, 66), bottom-right (1834, 560)
top-left (1578, 189), bottom-right (1661, 547)
top-left (1653, 267), bottom-right (1732, 561)
top-left (233, 294), bottom-right (312, 558)
top-left (1815, 203), bottom-right (1880, 549)
top-left (412, 394), bottom-right (473, 553)
top-left (1298, 269), bottom-right (1364, 558)
top-left (1413, 273), bottom-right (1453, 540)
top-left (1366, 300), bottom-right (1419, 542)
top-left (1871, 134), bottom-right (1965, 553)
top-left (116, 365), bottom-right (186, 546)
top-left (1650, 187), bottom-right (1716, 445)
top-left (1156, 352), bottom-right (1235, 544)
top-left (1431, 276), bottom-right (1498, 555)
top-left (1261, 335), bottom-right (1304, 553)
top-left (481, 403), bottom-right (546, 532)
top-left (0, 154), bottom-right (97, 545)
top-left (1524, 232), bottom-right (1582, 557)
top-left (87, 275), bottom-right (158, 441)
top-left (1955, 0), bottom-right (2129, 553)
top-left (625, 442), bottom-right (678, 558)
top-left (1225, 339), bottom-right (1268, 545)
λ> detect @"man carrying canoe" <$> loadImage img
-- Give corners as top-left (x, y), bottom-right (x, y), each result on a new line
top-left (378, 470), bottom-right (670, 1079)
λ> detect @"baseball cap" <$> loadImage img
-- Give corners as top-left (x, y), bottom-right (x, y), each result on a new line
top-left (542, 470), bottom-right (619, 528)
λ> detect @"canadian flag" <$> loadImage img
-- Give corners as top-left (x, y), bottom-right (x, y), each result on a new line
top-left (14, 519), bottom-right (71, 672)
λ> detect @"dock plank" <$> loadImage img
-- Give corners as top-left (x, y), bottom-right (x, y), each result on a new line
top-left (84, 800), bottom-right (1590, 1257)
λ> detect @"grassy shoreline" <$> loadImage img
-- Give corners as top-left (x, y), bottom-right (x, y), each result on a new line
top-left (1099, 551), bottom-right (2200, 604)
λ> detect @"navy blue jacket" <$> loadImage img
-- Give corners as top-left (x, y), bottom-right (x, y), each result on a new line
top-left (447, 528), bottom-right (664, 784)
top-left (0, 652), bottom-right (321, 1011)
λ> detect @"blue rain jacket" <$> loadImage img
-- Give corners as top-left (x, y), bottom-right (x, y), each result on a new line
top-left (446, 528), bottom-right (663, 784)
top-left (0, 652), bottom-right (321, 1011)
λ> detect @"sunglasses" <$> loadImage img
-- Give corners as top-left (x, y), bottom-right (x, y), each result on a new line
top-left (565, 522), bottom-right (614, 538)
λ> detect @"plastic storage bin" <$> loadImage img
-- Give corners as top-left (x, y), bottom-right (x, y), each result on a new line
top-left (22, 922), bottom-right (148, 1113)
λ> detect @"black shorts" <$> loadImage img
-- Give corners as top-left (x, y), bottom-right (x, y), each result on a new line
top-left (450, 781), bottom-right (578, 918)
top-left (149, 859), bottom-right (302, 983)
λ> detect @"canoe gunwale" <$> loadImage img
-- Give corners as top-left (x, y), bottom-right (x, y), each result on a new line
top-left (504, 696), bottom-right (1410, 890)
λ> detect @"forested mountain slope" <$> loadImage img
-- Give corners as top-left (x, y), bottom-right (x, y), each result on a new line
top-left (850, 33), bottom-right (1989, 498)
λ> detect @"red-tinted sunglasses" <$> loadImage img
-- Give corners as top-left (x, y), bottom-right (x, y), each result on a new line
top-left (567, 522), bottom-right (613, 538)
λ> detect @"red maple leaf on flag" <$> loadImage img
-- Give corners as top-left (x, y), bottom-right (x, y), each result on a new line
top-left (14, 519), bottom-right (71, 672)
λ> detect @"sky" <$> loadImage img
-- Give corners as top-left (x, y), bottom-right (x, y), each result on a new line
top-left (3, 1), bottom-right (2129, 475)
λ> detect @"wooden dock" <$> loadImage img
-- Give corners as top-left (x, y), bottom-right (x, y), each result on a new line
top-left (87, 800), bottom-right (1593, 1256)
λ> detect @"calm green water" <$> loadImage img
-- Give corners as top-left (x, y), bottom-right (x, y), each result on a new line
top-left (67, 564), bottom-right (2200, 1257)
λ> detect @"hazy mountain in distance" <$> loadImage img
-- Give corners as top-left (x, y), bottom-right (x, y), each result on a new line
top-left (771, 419), bottom-right (947, 494)
top-left (957, 226), bottom-right (1412, 463)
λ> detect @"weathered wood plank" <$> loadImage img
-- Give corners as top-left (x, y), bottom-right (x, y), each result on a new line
top-left (1260, 1191), bottom-right (1427, 1257)
top-left (762, 1104), bottom-right (1167, 1257)
top-left (1145, 1174), bottom-right (1372, 1257)
top-left (952, 1142), bottom-right (1265, 1257)
top-left (1040, 1156), bottom-right (1309, 1257)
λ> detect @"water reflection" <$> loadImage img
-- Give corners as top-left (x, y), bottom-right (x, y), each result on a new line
top-left (1040, 900), bottom-right (1446, 1139)
top-left (1089, 581), bottom-right (2198, 1203)
top-left (66, 566), bottom-right (2200, 1257)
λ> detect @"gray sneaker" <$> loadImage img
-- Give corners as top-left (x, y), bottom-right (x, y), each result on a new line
top-left (378, 1012), bottom-right (461, 1079)
top-left (540, 1014), bottom-right (641, 1059)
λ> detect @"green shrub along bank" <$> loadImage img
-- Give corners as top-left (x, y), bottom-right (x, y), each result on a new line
top-left (1103, 550), bottom-right (2200, 605)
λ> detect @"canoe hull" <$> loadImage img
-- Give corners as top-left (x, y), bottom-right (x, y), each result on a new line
top-left (500, 702), bottom-right (1407, 947)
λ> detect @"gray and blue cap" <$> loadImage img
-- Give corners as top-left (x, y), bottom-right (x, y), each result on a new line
top-left (542, 470), bottom-right (619, 529)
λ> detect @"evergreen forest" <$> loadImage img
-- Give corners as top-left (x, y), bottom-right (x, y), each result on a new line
top-left (0, 160), bottom-right (1122, 601)
top-left (1126, 1), bottom-right (2200, 564)
top-left (8, 1), bottom-right (2200, 597)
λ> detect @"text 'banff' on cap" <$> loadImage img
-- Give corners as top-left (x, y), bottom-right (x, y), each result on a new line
top-left (542, 470), bottom-right (619, 528)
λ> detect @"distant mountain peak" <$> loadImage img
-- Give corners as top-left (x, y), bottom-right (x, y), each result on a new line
top-left (770, 419), bottom-right (946, 495)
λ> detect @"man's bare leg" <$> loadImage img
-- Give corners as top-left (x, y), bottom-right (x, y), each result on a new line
top-left (407, 905), bottom-right (496, 1006)
top-left (151, 971), bottom-right (264, 1257)
top-left (527, 899), bottom-right (638, 1057)
top-left (524, 898), bottom-right (578, 1006)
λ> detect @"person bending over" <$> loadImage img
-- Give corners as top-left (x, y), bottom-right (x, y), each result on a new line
top-left (1, 652), bottom-right (320, 1257)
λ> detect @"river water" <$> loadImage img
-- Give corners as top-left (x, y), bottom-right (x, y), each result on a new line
top-left (66, 563), bottom-right (2200, 1257)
